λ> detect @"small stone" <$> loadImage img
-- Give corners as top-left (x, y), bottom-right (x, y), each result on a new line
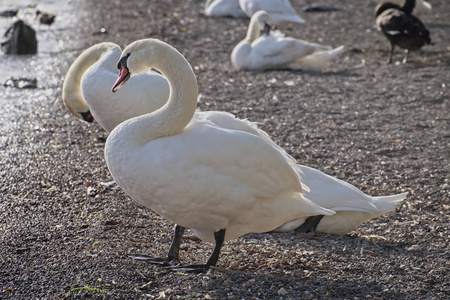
top-left (277, 287), bottom-right (288, 295)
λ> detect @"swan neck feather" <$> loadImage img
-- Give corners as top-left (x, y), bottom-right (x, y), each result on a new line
top-left (246, 14), bottom-right (262, 42)
top-left (62, 42), bottom-right (120, 117)
top-left (118, 39), bottom-right (198, 143)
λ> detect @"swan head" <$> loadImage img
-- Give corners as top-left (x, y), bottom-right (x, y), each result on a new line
top-left (62, 93), bottom-right (95, 123)
top-left (62, 86), bottom-right (95, 123)
top-left (248, 11), bottom-right (273, 39)
top-left (253, 10), bottom-right (272, 30)
top-left (261, 21), bottom-right (274, 35)
top-left (112, 39), bottom-right (161, 93)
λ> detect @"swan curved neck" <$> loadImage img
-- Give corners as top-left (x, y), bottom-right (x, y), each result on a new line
top-left (119, 39), bottom-right (198, 143)
top-left (401, 0), bottom-right (415, 13)
top-left (204, 0), bottom-right (215, 10)
top-left (62, 43), bottom-right (120, 116)
top-left (245, 16), bottom-right (262, 42)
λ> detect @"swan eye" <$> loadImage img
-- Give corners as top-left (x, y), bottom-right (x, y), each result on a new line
top-left (116, 53), bottom-right (131, 70)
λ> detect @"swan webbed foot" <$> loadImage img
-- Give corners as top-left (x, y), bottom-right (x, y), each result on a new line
top-left (128, 225), bottom-right (186, 266)
top-left (128, 254), bottom-right (176, 266)
top-left (168, 264), bottom-right (211, 274)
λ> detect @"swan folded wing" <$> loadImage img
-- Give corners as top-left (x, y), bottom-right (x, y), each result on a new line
top-left (196, 111), bottom-right (310, 192)
top-left (195, 111), bottom-right (261, 135)
top-left (125, 121), bottom-right (333, 242)
top-left (205, 0), bottom-right (246, 18)
top-left (241, 0), bottom-right (297, 16)
top-left (252, 36), bottom-right (320, 68)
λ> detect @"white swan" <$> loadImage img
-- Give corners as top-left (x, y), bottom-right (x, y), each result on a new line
top-left (105, 38), bottom-right (335, 270)
top-left (377, 0), bottom-right (432, 13)
top-left (239, 0), bottom-right (305, 25)
top-left (204, 0), bottom-right (247, 18)
top-left (62, 42), bottom-right (169, 133)
top-left (63, 41), bottom-right (406, 238)
top-left (231, 10), bottom-right (344, 71)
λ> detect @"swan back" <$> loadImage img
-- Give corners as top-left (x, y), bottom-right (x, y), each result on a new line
top-left (239, 0), bottom-right (305, 25)
top-left (205, 0), bottom-right (247, 18)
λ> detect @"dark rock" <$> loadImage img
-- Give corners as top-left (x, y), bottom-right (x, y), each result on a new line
top-left (303, 5), bottom-right (344, 12)
top-left (36, 10), bottom-right (56, 25)
top-left (0, 10), bottom-right (18, 17)
top-left (1, 19), bottom-right (37, 54)
top-left (3, 77), bottom-right (37, 89)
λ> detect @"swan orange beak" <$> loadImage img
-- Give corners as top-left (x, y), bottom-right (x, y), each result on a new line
top-left (112, 56), bottom-right (130, 93)
top-left (79, 110), bottom-right (94, 123)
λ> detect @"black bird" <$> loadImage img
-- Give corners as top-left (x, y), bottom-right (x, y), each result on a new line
top-left (36, 10), bottom-right (56, 26)
top-left (375, 0), bottom-right (431, 63)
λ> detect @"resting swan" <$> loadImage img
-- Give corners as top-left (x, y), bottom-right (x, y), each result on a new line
top-left (204, 0), bottom-right (247, 18)
top-left (62, 42), bottom-right (169, 133)
top-left (103, 39), bottom-right (407, 270)
top-left (63, 41), bottom-right (407, 238)
top-left (231, 10), bottom-right (344, 71)
top-left (239, 0), bottom-right (305, 25)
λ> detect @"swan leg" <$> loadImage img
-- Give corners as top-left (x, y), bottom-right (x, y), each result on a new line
top-left (386, 43), bottom-right (395, 64)
top-left (294, 215), bottom-right (324, 233)
top-left (402, 50), bottom-right (409, 64)
top-left (128, 224), bottom-right (185, 265)
top-left (169, 229), bottom-right (226, 274)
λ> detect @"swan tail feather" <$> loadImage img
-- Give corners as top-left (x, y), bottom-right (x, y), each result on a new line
top-left (289, 45), bottom-right (345, 71)
top-left (372, 192), bottom-right (408, 212)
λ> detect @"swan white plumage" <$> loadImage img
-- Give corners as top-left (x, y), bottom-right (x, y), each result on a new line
top-left (105, 38), bottom-right (335, 269)
top-left (63, 41), bottom-right (407, 239)
top-left (239, 0), bottom-right (305, 25)
top-left (231, 10), bottom-right (344, 71)
top-left (62, 42), bottom-right (169, 133)
top-left (204, 0), bottom-right (247, 18)
top-left (377, 0), bottom-right (432, 13)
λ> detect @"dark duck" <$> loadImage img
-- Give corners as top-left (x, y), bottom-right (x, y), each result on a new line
top-left (375, 0), bottom-right (431, 63)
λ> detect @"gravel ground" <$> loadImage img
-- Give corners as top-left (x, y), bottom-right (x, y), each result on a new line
top-left (1, 0), bottom-right (449, 299)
